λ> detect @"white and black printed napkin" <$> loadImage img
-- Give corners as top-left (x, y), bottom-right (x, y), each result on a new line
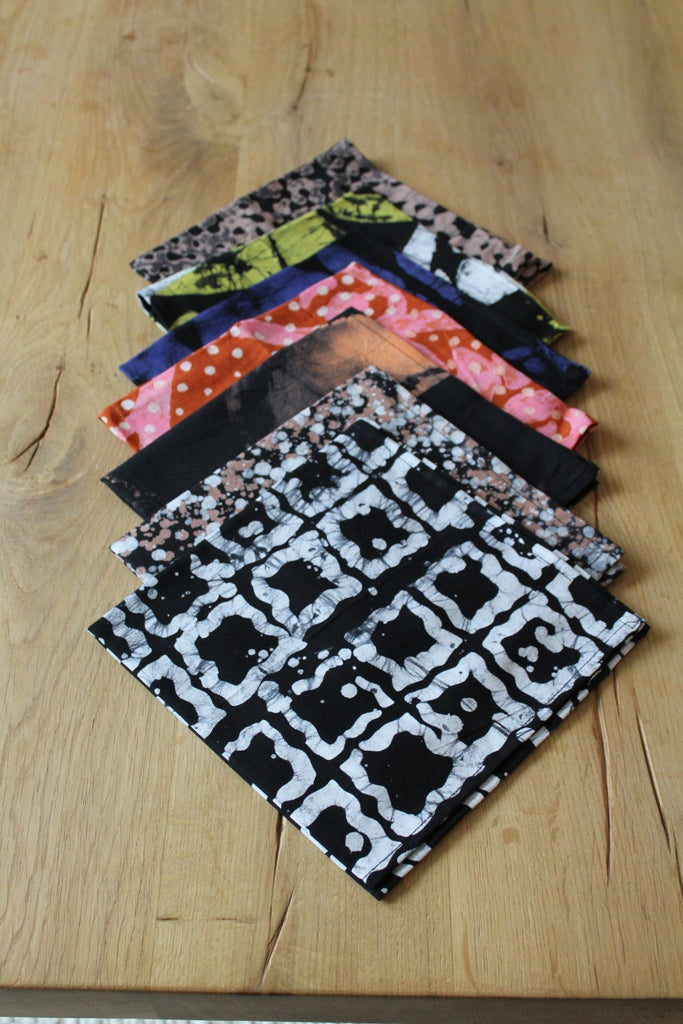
top-left (89, 419), bottom-right (648, 898)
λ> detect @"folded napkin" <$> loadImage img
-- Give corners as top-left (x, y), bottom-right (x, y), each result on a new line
top-left (104, 262), bottom-right (594, 451)
top-left (412, 370), bottom-right (597, 506)
top-left (102, 315), bottom-right (596, 518)
top-left (131, 138), bottom-right (550, 285)
top-left (122, 230), bottom-right (587, 399)
top-left (90, 419), bottom-right (648, 899)
top-left (136, 193), bottom-right (564, 344)
top-left (110, 366), bottom-right (621, 585)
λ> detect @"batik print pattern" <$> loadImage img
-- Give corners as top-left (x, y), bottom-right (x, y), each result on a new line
top-left (111, 368), bottom-right (621, 586)
top-left (109, 262), bottom-right (593, 451)
top-left (122, 233), bottom-right (582, 395)
top-left (136, 192), bottom-right (413, 330)
top-left (412, 367), bottom-right (598, 507)
top-left (131, 138), bottom-right (550, 286)
top-left (136, 193), bottom-right (562, 343)
top-left (402, 224), bottom-right (567, 340)
top-left (90, 421), bottom-right (648, 898)
top-left (102, 315), bottom-right (596, 519)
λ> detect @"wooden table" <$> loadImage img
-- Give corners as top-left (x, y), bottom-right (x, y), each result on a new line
top-left (1, 1), bottom-right (681, 1018)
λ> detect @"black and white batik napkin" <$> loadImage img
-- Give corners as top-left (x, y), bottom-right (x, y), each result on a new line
top-left (90, 420), bottom-right (648, 898)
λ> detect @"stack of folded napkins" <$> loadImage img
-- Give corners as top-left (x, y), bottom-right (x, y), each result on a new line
top-left (90, 139), bottom-right (648, 899)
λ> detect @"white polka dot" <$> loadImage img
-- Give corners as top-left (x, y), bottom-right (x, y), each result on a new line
top-left (265, 314), bottom-right (272, 321)
top-left (288, 301), bottom-right (300, 311)
top-left (179, 361), bottom-right (191, 371)
top-left (495, 385), bottom-right (506, 395)
top-left (232, 347), bottom-right (243, 359)
top-left (429, 333), bottom-right (439, 342)
top-left (234, 370), bottom-right (241, 378)
top-left (430, 308), bottom-right (442, 319)
top-left (551, 410), bottom-right (561, 420)
top-left (469, 362), bottom-right (482, 374)
top-left (341, 683), bottom-right (357, 699)
top-left (204, 387), bottom-right (213, 396)
top-left (317, 285), bottom-right (329, 296)
top-left (254, 332), bottom-right (264, 341)
top-left (153, 379), bottom-right (165, 390)
top-left (316, 306), bottom-right (328, 317)
top-left (144, 423), bottom-right (155, 433)
top-left (177, 382), bottom-right (188, 392)
top-left (524, 405), bottom-right (536, 415)
top-left (387, 306), bottom-right (396, 316)
top-left (119, 421), bottom-right (130, 431)
top-left (364, 306), bottom-right (374, 316)
top-left (175, 407), bottom-right (184, 416)
top-left (207, 344), bottom-right (219, 355)
top-left (471, 339), bottom-right (481, 350)
top-left (121, 398), bottom-right (135, 411)
top-left (147, 401), bottom-right (159, 414)
top-left (284, 323), bottom-right (295, 332)
top-left (204, 365), bottom-right (216, 375)
top-left (494, 365), bottom-right (505, 376)
top-left (230, 325), bottom-right (241, 336)
top-left (552, 432), bottom-right (564, 441)
top-left (405, 329), bottom-right (416, 339)
top-left (522, 387), bottom-right (535, 396)
top-left (341, 274), bottom-right (355, 285)
top-left (461, 697), bottom-right (478, 712)
top-left (390, 293), bottom-right (401, 303)
top-left (152, 550), bottom-right (166, 561)
top-left (340, 292), bottom-right (351, 301)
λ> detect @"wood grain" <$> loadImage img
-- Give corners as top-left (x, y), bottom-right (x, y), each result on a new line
top-left (0, 0), bottom-right (681, 1006)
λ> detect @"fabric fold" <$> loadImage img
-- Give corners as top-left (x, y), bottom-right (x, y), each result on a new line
top-left (104, 261), bottom-right (595, 452)
top-left (121, 230), bottom-right (588, 399)
top-left (109, 366), bottom-right (621, 586)
top-left (136, 193), bottom-right (564, 345)
top-left (131, 137), bottom-right (551, 286)
top-left (102, 315), bottom-right (597, 519)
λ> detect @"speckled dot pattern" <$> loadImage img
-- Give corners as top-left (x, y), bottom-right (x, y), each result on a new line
top-left (131, 138), bottom-right (550, 286)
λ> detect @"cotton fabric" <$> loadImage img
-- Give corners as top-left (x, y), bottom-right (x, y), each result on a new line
top-left (414, 370), bottom-right (598, 506)
top-left (103, 262), bottom-right (595, 452)
top-left (131, 138), bottom-right (551, 286)
top-left (121, 231), bottom-right (588, 399)
top-left (102, 315), bottom-right (598, 519)
top-left (111, 367), bottom-right (622, 585)
top-left (136, 193), bottom-right (565, 343)
top-left (90, 419), bottom-right (648, 899)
